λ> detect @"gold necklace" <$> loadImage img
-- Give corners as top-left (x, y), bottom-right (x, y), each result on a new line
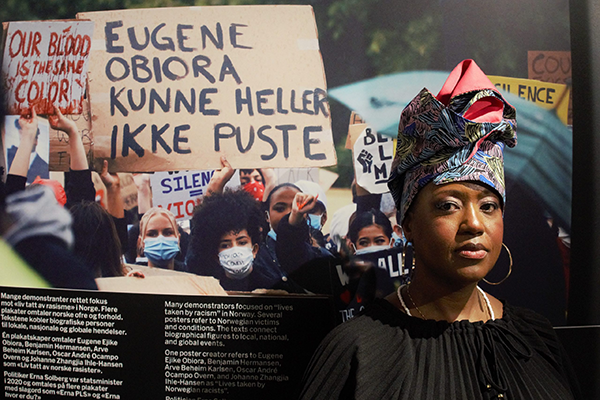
top-left (405, 285), bottom-right (427, 320)
top-left (404, 284), bottom-right (491, 321)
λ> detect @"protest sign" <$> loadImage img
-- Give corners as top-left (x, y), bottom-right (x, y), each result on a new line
top-left (488, 75), bottom-right (570, 125)
top-left (527, 50), bottom-right (572, 125)
top-left (93, 171), bottom-right (138, 211)
top-left (150, 170), bottom-right (241, 221)
top-left (3, 115), bottom-right (50, 183)
top-left (78, 6), bottom-right (336, 172)
top-left (350, 124), bottom-right (394, 194)
top-left (1, 20), bottom-right (94, 115)
top-left (527, 51), bottom-right (571, 85)
top-left (48, 94), bottom-right (94, 171)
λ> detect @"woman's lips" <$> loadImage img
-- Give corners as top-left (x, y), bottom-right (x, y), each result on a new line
top-left (456, 244), bottom-right (488, 259)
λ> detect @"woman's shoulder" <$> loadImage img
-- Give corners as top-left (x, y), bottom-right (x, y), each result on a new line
top-left (503, 302), bottom-right (556, 333)
top-left (501, 302), bottom-right (567, 356)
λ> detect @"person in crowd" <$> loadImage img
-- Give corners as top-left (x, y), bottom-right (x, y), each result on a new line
top-left (188, 189), bottom-right (285, 291)
top-left (137, 207), bottom-right (185, 271)
top-left (6, 115), bottom-right (49, 183)
top-left (1, 107), bottom-right (97, 289)
top-left (300, 60), bottom-right (580, 399)
top-left (274, 188), bottom-right (334, 293)
top-left (346, 208), bottom-right (395, 255)
top-left (70, 201), bottom-right (126, 278)
top-left (48, 108), bottom-right (130, 278)
top-left (294, 180), bottom-right (337, 253)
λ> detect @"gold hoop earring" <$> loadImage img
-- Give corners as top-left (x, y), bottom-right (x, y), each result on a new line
top-left (483, 243), bottom-right (513, 285)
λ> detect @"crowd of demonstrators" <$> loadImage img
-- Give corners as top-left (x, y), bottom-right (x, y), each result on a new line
top-left (0, 100), bottom-right (412, 309)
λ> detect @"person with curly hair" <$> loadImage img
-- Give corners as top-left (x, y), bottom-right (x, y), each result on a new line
top-left (187, 189), bottom-right (281, 291)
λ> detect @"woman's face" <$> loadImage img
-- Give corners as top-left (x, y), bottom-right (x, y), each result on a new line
top-left (144, 214), bottom-right (177, 241)
top-left (218, 229), bottom-right (258, 256)
top-left (268, 187), bottom-right (300, 233)
top-left (402, 181), bottom-right (503, 286)
top-left (354, 224), bottom-right (391, 250)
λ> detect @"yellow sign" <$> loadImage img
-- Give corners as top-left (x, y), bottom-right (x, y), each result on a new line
top-left (488, 75), bottom-right (569, 125)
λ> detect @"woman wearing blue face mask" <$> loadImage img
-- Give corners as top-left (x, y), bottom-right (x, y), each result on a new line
top-left (137, 207), bottom-right (184, 271)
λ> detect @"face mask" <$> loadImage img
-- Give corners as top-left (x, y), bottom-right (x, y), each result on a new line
top-left (243, 181), bottom-right (265, 201)
top-left (144, 236), bottom-right (180, 267)
top-left (219, 246), bottom-right (254, 279)
top-left (307, 214), bottom-right (322, 230)
top-left (267, 229), bottom-right (277, 241)
top-left (391, 232), bottom-right (403, 247)
top-left (353, 244), bottom-right (391, 256)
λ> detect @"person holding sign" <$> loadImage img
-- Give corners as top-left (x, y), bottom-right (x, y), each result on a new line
top-left (300, 60), bottom-right (579, 399)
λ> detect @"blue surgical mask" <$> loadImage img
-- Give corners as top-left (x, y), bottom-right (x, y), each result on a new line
top-left (307, 214), bottom-right (322, 231)
top-left (144, 236), bottom-right (180, 267)
top-left (267, 229), bottom-right (277, 241)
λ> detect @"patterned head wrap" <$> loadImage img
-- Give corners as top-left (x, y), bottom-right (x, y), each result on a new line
top-left (388, 60), bottom-right (517, 223)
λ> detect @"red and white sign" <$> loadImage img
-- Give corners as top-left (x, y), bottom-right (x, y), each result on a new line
top-left (1, 20), bottom-right (94, 115)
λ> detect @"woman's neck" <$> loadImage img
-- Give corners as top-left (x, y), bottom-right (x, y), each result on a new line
top-left (404, 276), bottom-right (489, 323)
top-left (149, 260), bottom-right (175, 270)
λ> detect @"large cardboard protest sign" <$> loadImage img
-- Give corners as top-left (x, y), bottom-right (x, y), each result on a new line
top-left (78, 6), bottom-right (335, 172)
top-left (1, 20), bottom-right (94, 115)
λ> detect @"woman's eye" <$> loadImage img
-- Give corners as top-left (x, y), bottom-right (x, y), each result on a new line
top-left (436, 202), bottom-right (457, 212)
top-left (481, 202), bottom-right (500, 213)
top-left (219, 243), bottom-right (230, 250)
top-left (375, 238), bottom-right (386, 245)
top-left (272, 205), bottom-right (285, 213)
top-left (358, 240), bottom-right (369, 247)
top-left (146, 231), bottom-right (158, 237)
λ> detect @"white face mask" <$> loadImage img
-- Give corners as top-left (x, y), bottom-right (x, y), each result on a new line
top-left (353, 244), bottom-right (391, 256)
top-left (218, 246), bottom-right (254, 279)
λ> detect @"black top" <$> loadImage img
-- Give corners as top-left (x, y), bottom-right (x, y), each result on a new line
top-left (300, 298), bottom-right (580, 400)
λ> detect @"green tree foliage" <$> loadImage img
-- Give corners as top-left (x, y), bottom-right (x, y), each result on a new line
top-left (1, 0), bottom-right (570, 187)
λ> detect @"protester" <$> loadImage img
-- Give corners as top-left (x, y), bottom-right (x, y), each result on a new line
top-left (274, 188), bottom-right (334, 293)
top-left (294, 180), bottom-right (337, 252)
top-left (188, 189), bottom-right (287, 291)
top-left (1, 107), bottom-right (97, 289)
top-left (137, 207), bottom-right (185, 271)
top-left (346, 208), bottom-right (395, 255)
top-left (70, 200), bottom-right (126, 277)
top-left (300, 60), bottom-right (580, 399)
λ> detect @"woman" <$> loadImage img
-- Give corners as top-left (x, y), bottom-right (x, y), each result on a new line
top-left (346, 208), bottom-right (394, 255)
top-left (71, 201), bottom-right (126, 278)
top-left (300, 60), bottom-right (579, 399)
top-left (188, 190), bottom-right (280, 291)
top-left (137, 207), bottom-right (184, 271)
